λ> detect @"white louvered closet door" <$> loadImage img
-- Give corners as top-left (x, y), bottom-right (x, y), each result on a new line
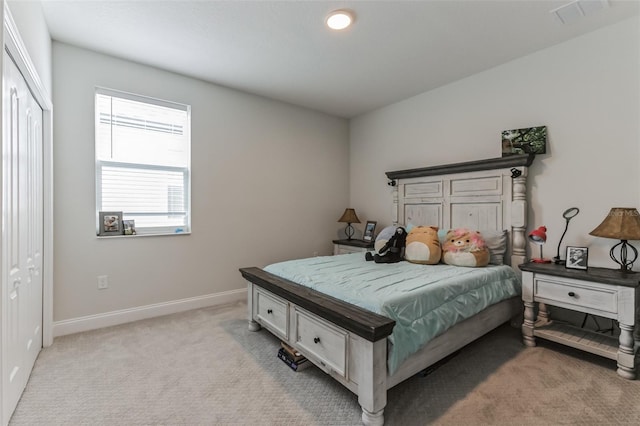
top-left (2, 48), bottom-right (44, 425)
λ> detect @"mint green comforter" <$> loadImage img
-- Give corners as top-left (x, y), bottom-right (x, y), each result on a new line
top-left (264, 253), bottom-right (521, 375)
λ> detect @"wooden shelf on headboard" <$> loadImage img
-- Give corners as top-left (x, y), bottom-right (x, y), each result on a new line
top-left (386, 154), bottom-right (535, 180)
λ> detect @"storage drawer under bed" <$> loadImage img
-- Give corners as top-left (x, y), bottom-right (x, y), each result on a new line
top-left (293, 307), bottom-right (348, 379)
top-left (254, 287), bottom-right (289, 339)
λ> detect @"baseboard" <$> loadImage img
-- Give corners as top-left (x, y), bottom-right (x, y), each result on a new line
top-left (52, 289), bottom-right (246, 338)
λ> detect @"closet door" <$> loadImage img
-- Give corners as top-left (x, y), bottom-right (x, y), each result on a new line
top-left (23, 63), bottom-right (44, 372)
top-left (2, 48), bottom-right (43, 424)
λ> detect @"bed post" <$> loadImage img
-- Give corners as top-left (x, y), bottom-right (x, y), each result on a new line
top-left (247, 282), bottom-right (261, 332)
top-left (391, 182), bottom-right (399, 226)
top-left (357, 338), bottom-right (387, 426)
top-left (510, 168), bottom-right (528, 271)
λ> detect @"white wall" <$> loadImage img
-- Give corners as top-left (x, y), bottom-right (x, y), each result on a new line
top-left (6, 0), bottom-right (52, 96)
top-left (53, 42), bottom-right (349, 322)
top-left (350, 18), bottom-right (640, 270)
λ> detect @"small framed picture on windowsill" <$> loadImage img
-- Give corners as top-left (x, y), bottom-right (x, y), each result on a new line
top-left (565, 246), bottom-right (588, 270)
top-left (123, 220), bottom-right (136, 235)
top-left (98, 211), bottom-right (123, 236)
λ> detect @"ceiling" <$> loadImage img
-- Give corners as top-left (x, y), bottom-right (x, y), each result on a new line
top-left (40, 0), bottom-right (639, 118)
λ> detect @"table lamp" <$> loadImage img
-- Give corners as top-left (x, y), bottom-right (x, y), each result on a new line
top-left (529, 225), bottom-right (551, 263)
top-left (589, 207), bottom-right (640, 271)
top-left (338, 208), bottom-right (361, 240)
top-left (554, 207), bottom-right (580, 265)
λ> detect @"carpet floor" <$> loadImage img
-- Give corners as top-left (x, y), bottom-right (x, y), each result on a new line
top-left (9, 301), bottom-right (640, 425)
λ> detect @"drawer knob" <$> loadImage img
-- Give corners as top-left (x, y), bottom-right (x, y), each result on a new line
top-left (314, 337), bottom-right (320, 344)
top-left (568, 292), bottom-right (576, 297)
top-left (267, 309), bottom-right (273, 314)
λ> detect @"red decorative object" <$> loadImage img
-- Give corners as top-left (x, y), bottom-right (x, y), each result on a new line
top-left (529, 226), bottom-right (552, 263)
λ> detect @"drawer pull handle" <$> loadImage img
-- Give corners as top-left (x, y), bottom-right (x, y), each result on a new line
top-left (267, 309), bottom-right (273, 314)
top-left (314, 337), bottom-right (320, 344)
top-left (568, 292), bottom-right (576, 297)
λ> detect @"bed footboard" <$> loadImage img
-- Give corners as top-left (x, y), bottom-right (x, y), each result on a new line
top-left (240, 267), bottom-right (395, 341)
top-left (240, 267), bottom-right (394, 425)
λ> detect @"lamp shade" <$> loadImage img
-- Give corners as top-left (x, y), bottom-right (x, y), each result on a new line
top-left (528, 226), bottom-right (547, 244)
top-left (589, 207), bottom-right (640, 271)
top-left (589, 208), bottom-right (640, 240)
top-left (338, 208), bottom-right (361, 224)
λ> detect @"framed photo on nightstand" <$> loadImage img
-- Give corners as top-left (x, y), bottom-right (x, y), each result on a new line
top-left (363, 221), bottom-right (377, 242)
top-left (566, 246), bottom-right (588, 270)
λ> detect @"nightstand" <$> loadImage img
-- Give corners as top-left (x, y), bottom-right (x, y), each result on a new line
top-left (520, 262), bottom-right (640, 379)
top-left (332, 239), bottom-right (374, 255)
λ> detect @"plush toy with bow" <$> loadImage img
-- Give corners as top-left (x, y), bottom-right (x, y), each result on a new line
top-left (442, 228), bottom-right (490, 267)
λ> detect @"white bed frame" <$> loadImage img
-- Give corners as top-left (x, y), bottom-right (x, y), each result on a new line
top-left (240, 154), bottom-right (534, 425)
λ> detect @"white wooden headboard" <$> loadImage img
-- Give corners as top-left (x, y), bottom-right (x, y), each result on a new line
top-left (386, 154), bottom-right (534, 270)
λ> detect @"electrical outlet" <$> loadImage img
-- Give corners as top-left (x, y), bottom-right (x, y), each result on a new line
top-left (97, 275), bottom-right (109, 290)
top-left (313, 251), bottom-right (319, 257)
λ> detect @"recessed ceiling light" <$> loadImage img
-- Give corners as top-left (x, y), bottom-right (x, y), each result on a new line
top-left (326, 9), bottom-right (355, 31)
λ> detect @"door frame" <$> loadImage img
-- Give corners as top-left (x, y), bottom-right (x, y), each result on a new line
top-left (2, 3), bottom-right (54, 347)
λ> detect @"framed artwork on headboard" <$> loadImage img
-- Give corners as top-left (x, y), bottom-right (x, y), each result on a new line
top-left (363, 221), bottom-right (377, 241)
top-left (502, 125), bottom-right (546, 156)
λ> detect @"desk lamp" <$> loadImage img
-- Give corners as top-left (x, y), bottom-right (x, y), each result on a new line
top-left (529, 226), bottom-right (551, 263)
top-left (554, 207), bottom-right (580, 265)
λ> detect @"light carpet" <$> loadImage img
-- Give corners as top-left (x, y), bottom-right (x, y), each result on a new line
top-left (9, 301), bottom-right (640, 425)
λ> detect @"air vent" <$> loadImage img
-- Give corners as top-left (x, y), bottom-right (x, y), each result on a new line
top-left (551, 0), bottom-right (610, 25)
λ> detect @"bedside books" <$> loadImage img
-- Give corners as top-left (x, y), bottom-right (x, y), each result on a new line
top-left (277, 342), bottom-right (310, 371)
top-left (280, 342), bottom-right (304, 360)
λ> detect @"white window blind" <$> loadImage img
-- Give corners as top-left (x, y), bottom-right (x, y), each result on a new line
top-left (95, 88), bottom-right (191, 235)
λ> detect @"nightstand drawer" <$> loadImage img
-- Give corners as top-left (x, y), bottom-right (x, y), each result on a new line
top-left (332, 239), bottom-right (374, 255)
top-left (254, 288), bottom-right (289, 339)
top-left (293, 307), bottom-right (348, 378)
top-left (535, 277), bottom-right (617, 314)
top-left (335, 245), bottom-right (367, 255)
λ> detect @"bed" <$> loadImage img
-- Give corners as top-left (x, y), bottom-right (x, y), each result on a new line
top-left (239, 154), bottom-right (534, 426)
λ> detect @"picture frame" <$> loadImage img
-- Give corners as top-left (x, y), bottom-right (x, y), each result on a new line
top-left (565, 246), bottom-right (588, 270)
top-left (363, 221), bottom-right (377, 242)
top-left (98, 211), bottom-right (123, 236)
top-left (501, 125), bottom-right (547, 157)
top-left (123, 220), bottom-right (136, 235)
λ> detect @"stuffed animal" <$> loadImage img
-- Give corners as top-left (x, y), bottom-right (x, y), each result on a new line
top-left (405, 226), bottom-right (442, 265)
top-left (365, 226), bottom-right (407, 263)
top-left (372, 225), bottom-right (397, 254)
top-left (442, 228), bottom-right (490, 267)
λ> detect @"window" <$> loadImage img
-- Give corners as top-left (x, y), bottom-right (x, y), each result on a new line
top-left (95, 88), bottom-right (191, 235)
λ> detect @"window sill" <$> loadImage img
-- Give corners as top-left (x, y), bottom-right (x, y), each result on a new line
top-left (97, 231), bottom-right (191, 239)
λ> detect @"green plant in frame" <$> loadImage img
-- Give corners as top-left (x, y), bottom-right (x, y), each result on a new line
top-left (502, 126), bottom-right (547, 156)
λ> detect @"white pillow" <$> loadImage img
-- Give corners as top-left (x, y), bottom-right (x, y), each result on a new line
top-left (480, 229), bottom-right (508, 265)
